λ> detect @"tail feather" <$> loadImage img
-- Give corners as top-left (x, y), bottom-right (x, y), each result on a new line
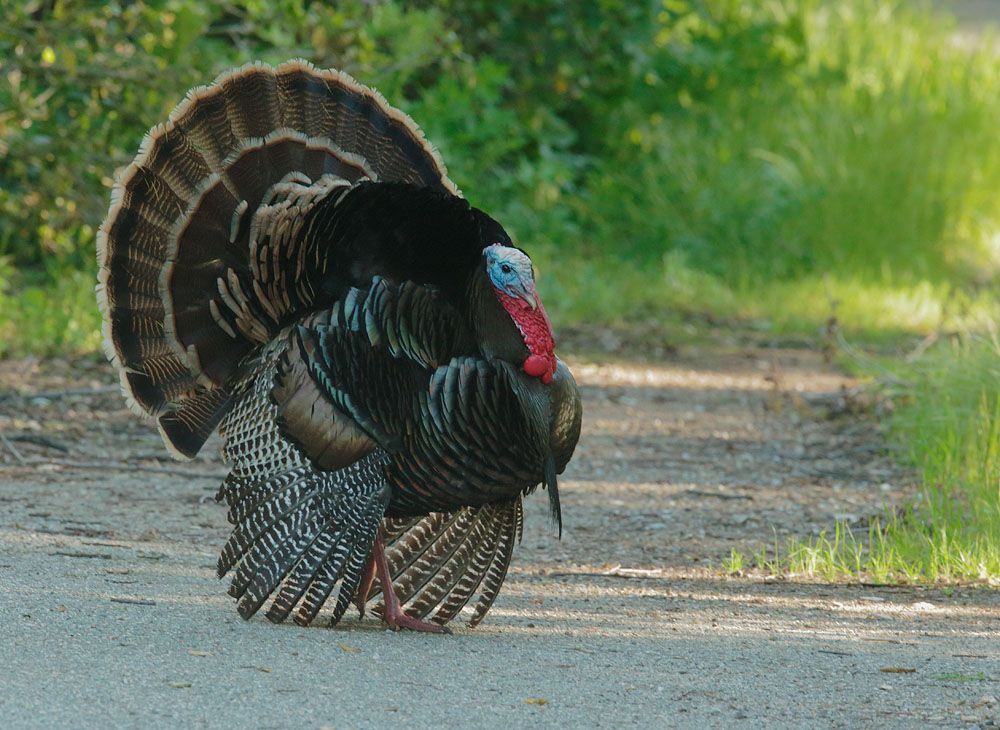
top-left (470, 503), bottom-right (520, 627)
top-left (405, 507), bottom-right (498, 621)
top-left (98, 60), bottom-right (459, 459)
top-left (381, 514), bottom-right (427, 543)
top-left (225, 498), bottom-right (321, 601)
top-left (369, 498), bottom-right (522, 627)
top-left (236, 510), bottom-right (328, 618)
top-left (264, 522), bottom-right (344, 623)
top-left (294, 549), bottom-right (343, 626)
top-left (217, 451), bottom-right (391, 626)
top-left (157, 386), bottom-right (234, 459)
top-left (328, 508), bottom-right (384, 624)
top-left (384, 514), bottom-right (472, 604)
top-left (217, 469), bottom-right (318, 578)
top-left (389, 509), bottom-right (484, 607)
top-left (223, 468), bottom-right (317, 537)
top-left (428, 507), bottom-right (508, 624)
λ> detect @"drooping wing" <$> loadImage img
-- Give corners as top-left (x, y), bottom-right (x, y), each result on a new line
top-left (216, 278), bottom-right (533, 627)
top-left (216, 345), bottom-right (389, 627)
top-left (377, 499), bottom-right (523, 627)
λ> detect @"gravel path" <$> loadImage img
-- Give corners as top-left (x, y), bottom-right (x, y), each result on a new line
top-left (1, 343), bottom-right (998, 728)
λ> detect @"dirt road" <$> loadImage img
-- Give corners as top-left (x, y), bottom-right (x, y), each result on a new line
top-left (1, 341), bottom-right (998, 728)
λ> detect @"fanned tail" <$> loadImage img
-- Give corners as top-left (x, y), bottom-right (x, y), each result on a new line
top-left (97, 60), bottom-right (459, 459)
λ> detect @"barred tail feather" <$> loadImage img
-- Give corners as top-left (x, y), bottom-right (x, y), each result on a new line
top-left (371, 498), bottom-right (522, 627)
top-left (426, 506), bottom-right (507, 624)
top-left (217, 452), bottom-right (391, 626)
top-left (381, 514), bottom-right (427, 544)
top-left (295, 549), bottom-right (344, 626)
top-left (235, 510), bottom-right (329, 619)
top-left (470, 502), bottom-right (520, 627)
top-left (218, 469), bottom-right (319, 578)
top-left (387, 513), bottom-right (477, 604)
top-left (405, 507), bottom-right (498, 622)
top-left (264, 522), bottom-right (344, 622)
top-left (328, 511), bottom-right (384, 624)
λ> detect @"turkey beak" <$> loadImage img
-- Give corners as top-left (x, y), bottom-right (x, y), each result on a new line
top-left (509, 280), bottom-right (538, 310)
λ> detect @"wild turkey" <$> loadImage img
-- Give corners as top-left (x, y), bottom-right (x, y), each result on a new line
top-left (96, 60), bottom-right (582, 632)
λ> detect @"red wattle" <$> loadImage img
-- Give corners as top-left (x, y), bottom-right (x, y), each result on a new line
top-left (524, 354), bottom-right (548, 377)
top-left (495, 288), bottom-right (558, 384)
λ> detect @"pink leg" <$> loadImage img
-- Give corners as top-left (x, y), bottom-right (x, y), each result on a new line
top-left (354, 551), bottom-right (377, 618)
top-left (372, 531), bottom-right (451, 634)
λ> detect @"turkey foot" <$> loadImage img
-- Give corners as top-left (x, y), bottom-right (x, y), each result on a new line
top-left (372, 531), bottom-right (452, 634)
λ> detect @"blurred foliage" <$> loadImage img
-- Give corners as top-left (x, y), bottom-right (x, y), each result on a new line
top-left (0, 0), bottom-right (469, 272)
top-left (4, 0), bottom-right (1000, 356)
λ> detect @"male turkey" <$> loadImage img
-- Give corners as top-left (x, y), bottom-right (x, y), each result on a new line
top-left (96, 60), bottom-right (582, 632)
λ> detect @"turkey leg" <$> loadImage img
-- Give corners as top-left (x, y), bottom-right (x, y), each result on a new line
top-left (354, 551), bottom-right (377, 618)
top-left (371, 530), bottom-right (452, 634)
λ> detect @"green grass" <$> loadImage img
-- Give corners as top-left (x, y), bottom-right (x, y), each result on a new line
top-left (774, 337), bottom-right (1000, 584)
top-left (0, 258), bottom-right (101, 358)
top-left (932, 672), bottom-right (997, 683)
top-left (538, 253), bottom-right (1000, 343)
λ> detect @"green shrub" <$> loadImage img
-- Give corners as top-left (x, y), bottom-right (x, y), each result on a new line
top-left (4, 0), bottom-right (1000, 351)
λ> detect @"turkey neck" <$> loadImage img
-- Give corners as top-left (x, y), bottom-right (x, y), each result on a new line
top-left (466, 264), bottom-right (531, 366)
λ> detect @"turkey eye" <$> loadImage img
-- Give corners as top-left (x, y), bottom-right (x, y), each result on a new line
top-left (501, 264), bottom-right (511, 274)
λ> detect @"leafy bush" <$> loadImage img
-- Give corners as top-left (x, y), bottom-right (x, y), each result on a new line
top-left (0, 0), bottom-right (470, 271)
top-left (4, 0), bottom-right (1000, 356)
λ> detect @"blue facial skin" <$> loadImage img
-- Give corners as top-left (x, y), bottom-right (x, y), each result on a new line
top-left (485, 247), bottom-right (536, 308)
top-left (486, 256), bottom-right (517, 295)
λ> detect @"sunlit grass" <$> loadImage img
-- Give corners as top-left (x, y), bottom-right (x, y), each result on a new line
top-left (0, 258), bottom-right (101, 358)
top-left (879, 340), bottom-right (1000, 581)
top-left (777, 338), bottom-right (1000, 583)
top-left (539, 252), bottom-right (998, 346)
